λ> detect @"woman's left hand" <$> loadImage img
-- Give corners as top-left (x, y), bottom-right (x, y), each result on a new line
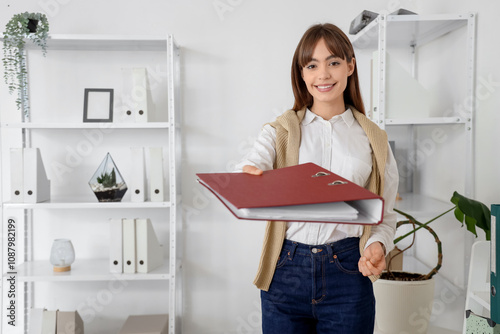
top-left (358, 242), bottom-right (386, 276)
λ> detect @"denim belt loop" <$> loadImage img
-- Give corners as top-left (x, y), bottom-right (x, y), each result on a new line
top-left (287, 242), bottom-right (298, 261)
top-left (326, 244), bottom-right (335, 263)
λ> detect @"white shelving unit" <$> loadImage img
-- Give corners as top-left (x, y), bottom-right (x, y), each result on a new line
top-left (351, 12), bottom-right (476, 201)
top-left (0, 34), bottom-right (182, 333)
top-left (351, 13), bottom-right (477, 332)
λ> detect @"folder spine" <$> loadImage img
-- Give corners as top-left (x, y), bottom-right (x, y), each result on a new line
top-left (10, 148), bottom-right (24, 203)
top-left (122, 218), bottom-right (137, 274)
top-left (23, 148), bottom-right (51, 204)
top-left (109, 218), bottom-right (123, 273)
top-left (132, 68), bottom-right (149, 122)
top-left (491, 204), bottom-right (500, 324)
top-left (149, 147), bottom-right (164, 202)
top-left (130, 147), bottom-right (146, 202)
top-left (136, 218), bottom-right (163, 273)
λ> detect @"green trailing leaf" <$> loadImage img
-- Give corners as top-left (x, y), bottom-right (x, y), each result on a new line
top-left (450, 191), bottom-right (491, 240)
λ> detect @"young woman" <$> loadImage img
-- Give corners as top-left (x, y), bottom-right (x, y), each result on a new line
top-left (236, 23), bottom-right (399, 333)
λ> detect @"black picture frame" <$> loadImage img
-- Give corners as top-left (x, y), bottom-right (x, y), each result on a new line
top-left (83, 88), bottom-right (114, 122)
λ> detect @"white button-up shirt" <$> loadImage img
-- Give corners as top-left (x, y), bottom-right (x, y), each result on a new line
top-left (235, 108), bottom-right (399, 253)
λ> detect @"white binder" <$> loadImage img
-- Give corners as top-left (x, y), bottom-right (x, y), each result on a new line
top-left (120, 67), bottom-right (135, 122)
top-left (132, 68), bottom-right (150, 122)
top-left (121, 67), bottom-right (150, 122)
top-left (149, 147), bottom-right (164, 202)
top-left (130, 147), bottom-right (146, 202)
top-left (28, 308), bottom-right (46, 334)
top-left (23, 148), bottom-right (51, 203)
top-left (10, 148), bottom-right (24, 203)
top-left (122, 218), bottom-right (137, 274)
top-left (109, 218), bottom-right (123, 273)
top-left (41, 310), bottom-right (57, 334)
top-left (136, 218), bottom-right (164, 273)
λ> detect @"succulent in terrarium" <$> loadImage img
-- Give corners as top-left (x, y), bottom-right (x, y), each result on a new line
top-left (97, 168), bottom-right (117, 188)
top-left (89, 153), bottom-right (127, 202)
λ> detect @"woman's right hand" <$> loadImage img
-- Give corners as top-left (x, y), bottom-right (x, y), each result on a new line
top-left (242, 165), bottom-right (263, 175)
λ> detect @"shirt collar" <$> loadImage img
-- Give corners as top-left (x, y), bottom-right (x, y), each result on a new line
top-left (302, 107), bottom-right (355, 127)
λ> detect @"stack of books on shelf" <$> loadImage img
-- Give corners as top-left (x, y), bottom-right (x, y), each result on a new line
top-left (109, 218), bottom-right (164, 274)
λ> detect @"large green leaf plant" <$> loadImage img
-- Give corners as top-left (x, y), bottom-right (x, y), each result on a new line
top-left (395, 191), bottom-right (491, 244)
top-left (387, 191), bottom-right (491, 280)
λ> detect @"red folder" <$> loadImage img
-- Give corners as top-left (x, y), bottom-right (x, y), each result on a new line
top-left (196, 162), bottom-right (384, 225)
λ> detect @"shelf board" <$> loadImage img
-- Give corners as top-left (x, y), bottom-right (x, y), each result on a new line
top-left (3, 199), bottom-right (171, 209)
top-left (351, 13), bottom-right (470, 49)
top-left (394, 193), bottom-right (454, 218)
top-left (1, 122), bottom-right (170, 129)
top-left (22, 34), bottom-right (168, 51)
top-left (384, 117), bottom-right (466, 125)
top-left (10, 259), bottom-right (171, 282)
top-left (469, 291), bottom-right (491, 311)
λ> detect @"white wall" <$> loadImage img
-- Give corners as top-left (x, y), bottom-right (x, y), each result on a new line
top-left (1, 0), bottom-right (499, 333)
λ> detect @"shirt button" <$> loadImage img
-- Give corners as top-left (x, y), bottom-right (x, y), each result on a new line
top-left (311, 248), bottom-right (318, 254)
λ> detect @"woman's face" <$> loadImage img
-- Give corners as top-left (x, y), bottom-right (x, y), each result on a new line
top-left (301, 38), bottom-right (355, 111)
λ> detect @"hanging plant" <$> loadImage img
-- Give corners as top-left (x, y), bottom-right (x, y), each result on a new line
top-left (2, 12), bottom-right (49, 115)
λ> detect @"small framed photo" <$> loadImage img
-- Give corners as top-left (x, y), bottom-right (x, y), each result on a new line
top-left (83, 88), bottom-right (114, 122)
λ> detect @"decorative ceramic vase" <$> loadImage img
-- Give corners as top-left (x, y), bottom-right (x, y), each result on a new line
top-left (50, 239), bottom-right (75, 272)
top-left (89, 153), bottom-right (128, 202)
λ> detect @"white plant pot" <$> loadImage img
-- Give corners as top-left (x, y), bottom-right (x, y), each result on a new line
top-left (373, 274), bottom-right (435, 334)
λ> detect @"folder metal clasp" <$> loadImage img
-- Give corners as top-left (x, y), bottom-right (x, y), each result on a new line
top-left (312, 172), bottom-right (348, 185)
top-left (312, 171), bottom-right (330, 177)
top-left (328, 180), bottom-right (348, 186)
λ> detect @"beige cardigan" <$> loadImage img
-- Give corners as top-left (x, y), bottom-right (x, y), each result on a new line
top-left (253, 106), bottom-right (389, 291)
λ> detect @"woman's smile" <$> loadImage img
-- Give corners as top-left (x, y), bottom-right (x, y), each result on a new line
top-left (315, 83), bottom-right (335, 92)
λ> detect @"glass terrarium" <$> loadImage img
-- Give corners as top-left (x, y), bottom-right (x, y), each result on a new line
top-left (89, 153), bottom-right (128, 202)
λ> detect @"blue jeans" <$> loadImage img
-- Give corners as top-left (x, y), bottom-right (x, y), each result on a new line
top-left (261, 238), bottom-right (375, 334)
